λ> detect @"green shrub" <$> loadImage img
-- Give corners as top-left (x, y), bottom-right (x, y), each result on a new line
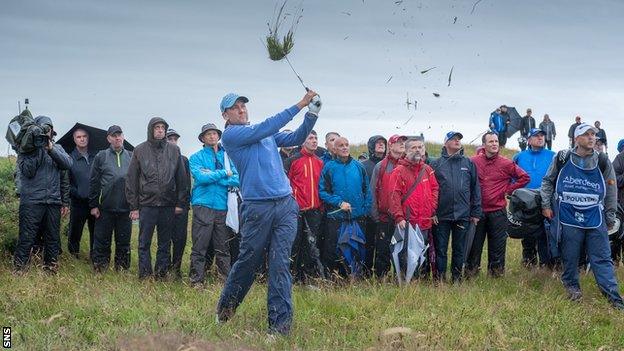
top-left (0, 157), bottom-right (19, 255)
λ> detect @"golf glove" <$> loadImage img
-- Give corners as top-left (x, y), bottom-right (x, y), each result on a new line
top-left (308, 95), bottom-right (322, 116)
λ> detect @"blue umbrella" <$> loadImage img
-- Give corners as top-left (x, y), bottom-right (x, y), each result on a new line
top-left (337, 218), bottom-right (366, 277)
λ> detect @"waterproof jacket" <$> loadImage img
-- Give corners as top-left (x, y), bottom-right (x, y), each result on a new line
top-left (568, 122), bottom-right (581, 139)
top-left (189, 145), bottom-right (239, 211)
top-left (539, 120), bottom-right (556, 141)
top-left (388, 158), bottom-right (439, 230)
top-left (369, 153), bottom-right (402, 222)
top-left (221, 105), bottom-right (317, 201)
top-left (89, 146), bottom-right (133, 212)
top-left (613, 151), bottom-right (624, 206)
top-left (596, 127), bottom-right (608, 146)
top-left (471, 152), bottom-right (530, 213)
top-left (69, 148), bottom-right (97, 203)
top-left (430, 147), bottom-right (482, 222)
top-left (489, 112), bottom-right (506, 134)
top-left (361, 135), bottom-right (387, 179)
top-left (285, 147), bottom-right (324, 211)
top-left (319, 156), bottom-right (372, 220)
top-left (18, 144), bottom-right (73, 205)
top-left (520, 116), bottom-right (536, 138)
top-left (321, 150), bottom-right (334, 165)
top-left (513, 147), bottom-right (555, 189)
top-left (125, 117), bottom-right (189, 210)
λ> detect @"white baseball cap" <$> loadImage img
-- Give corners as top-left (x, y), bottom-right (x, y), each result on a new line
top-left (574, 123), bottom-right (598, 138)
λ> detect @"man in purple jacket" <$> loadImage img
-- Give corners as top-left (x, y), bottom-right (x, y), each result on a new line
top-left (216, 90), bottom-right (321, 335)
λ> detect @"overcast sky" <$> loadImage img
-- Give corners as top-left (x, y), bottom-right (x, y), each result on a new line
top-left (1, 0), bottom-right (623, 156)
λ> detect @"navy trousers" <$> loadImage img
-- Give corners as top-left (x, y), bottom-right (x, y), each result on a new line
top-left (560, 221), bottom-right (623, 304)
top-left (435, 220), bottom-right (469, 282)
top-left (217, 196), bottom-right (299, 335)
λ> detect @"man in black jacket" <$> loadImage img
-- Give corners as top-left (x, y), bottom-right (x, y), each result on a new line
top-left (67, 128), bottom-right (97, 259)
top-left (125, 117), bottom-right (189, 280)
top-left (567, 116), bottom-right (582, 148)
top-left (165, 128), bottom-right (191, 279)
top-left (90, 126), bottom-right (133, 272)
top-left (430, 132), bottom-right (482, 282)
top-left (360, 135), bottom-right (387, 275)
top-left (14, 116), bottom-right (73, 273)
top-left (520, 109), bottom-right (536, 151)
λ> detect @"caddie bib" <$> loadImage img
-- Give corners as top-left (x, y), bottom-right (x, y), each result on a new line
top-left (555, 157), bottom-right (605, 229)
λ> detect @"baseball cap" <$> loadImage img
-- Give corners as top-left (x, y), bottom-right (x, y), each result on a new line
top-left (198, 123), bottom-right (222, 142)
top-left (388, 134), bottom-right (407, 144)
top-left (444, 131), bottom-right (463, 143)
top-left (220, 93), bottom-right (249, 113)
top-left (574, 123), bottom-right (598, 138)
top-left (166, 128), bottom-right (180, 138)
top-left (528, 128), bottom-right (545, 138)
top-left (107, 125), bottom-right (123, 136)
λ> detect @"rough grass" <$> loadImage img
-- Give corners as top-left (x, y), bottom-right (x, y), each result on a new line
top-left (2, 153), bottom-right (624, 350)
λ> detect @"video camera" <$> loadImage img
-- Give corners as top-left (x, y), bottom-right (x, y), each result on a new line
top-left (6, 111), bottom-right (53, 154)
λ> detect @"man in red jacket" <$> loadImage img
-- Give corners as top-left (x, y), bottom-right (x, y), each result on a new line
top-left (467, 132), bottom-right (530, 277)
top-left (370, 134), bottom-right (406, 277)
top-left (388, 138), bottom-right (439, 278)
top-left (285, 131), bottom-right (325, 283)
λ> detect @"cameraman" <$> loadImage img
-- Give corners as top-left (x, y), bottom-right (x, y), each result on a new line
top-left (13, 116), bottom-right (73, 274)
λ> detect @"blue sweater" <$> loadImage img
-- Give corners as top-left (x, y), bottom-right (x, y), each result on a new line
top-left (513, 147), bottom-right (555, 189)
top-left (189, 145), bottom-right (240, 210)
top-left (319, 157), bottom-right (372, 220)
top-left (222, 105), bottom-right (318, 201)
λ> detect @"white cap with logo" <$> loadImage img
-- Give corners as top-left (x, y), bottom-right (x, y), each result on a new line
top-left (574, 123), bottom-right (598, 138)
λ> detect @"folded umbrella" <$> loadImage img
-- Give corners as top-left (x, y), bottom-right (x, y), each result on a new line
top-left (337, 218), bottom-right (366, 277)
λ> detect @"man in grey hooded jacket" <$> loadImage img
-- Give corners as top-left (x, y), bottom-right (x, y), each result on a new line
top-left (125, 117), bottom-right (189, 280)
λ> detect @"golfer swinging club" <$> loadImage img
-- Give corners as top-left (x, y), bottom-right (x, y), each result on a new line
top-left (216, 90), bottom-right (321, 335)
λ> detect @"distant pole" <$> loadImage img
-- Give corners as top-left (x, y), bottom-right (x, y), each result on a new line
top-left (18, 100), bottom-right (21, 113)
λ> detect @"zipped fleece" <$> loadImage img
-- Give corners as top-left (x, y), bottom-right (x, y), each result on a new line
top-left (319, 156), bottom-right (372, 220)
top-left (388, 158), bottom-right (439, 229)
top-left (89, 146), bottom-right (133, 212)
top-left (125, 117), bottom-right (189, 210)
top-left (430, 147), bottom-right (482, 221)
top-left (189, 144), bottom-right (240, 211)
top-left (471, 152), bottom-right (530, 213)
top-left (285, 147), bottom-right (324, 210)
top-left (221, 105), bottom-right (317, 200)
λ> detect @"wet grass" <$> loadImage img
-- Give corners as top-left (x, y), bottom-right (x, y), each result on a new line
top-left (2, 234), bottom-right (624, 350)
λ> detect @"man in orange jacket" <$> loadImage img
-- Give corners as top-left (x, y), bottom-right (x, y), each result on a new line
top-left (285, 131), bottom-right (325, 283)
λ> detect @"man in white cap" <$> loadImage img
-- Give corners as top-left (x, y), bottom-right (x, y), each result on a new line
top-left (541, 123), bottom-right (623, 309)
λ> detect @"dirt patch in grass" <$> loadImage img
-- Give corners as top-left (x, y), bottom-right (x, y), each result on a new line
top-left (115, 332), bottom-right (257, 351)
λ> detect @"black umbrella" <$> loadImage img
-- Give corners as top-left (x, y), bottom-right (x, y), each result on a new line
top-left (56, 123), bottom-right (134, 154)
top-left (500, 106), bottom-right (522, 138)
top-left (463, 222), bottom-right (476, 265)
